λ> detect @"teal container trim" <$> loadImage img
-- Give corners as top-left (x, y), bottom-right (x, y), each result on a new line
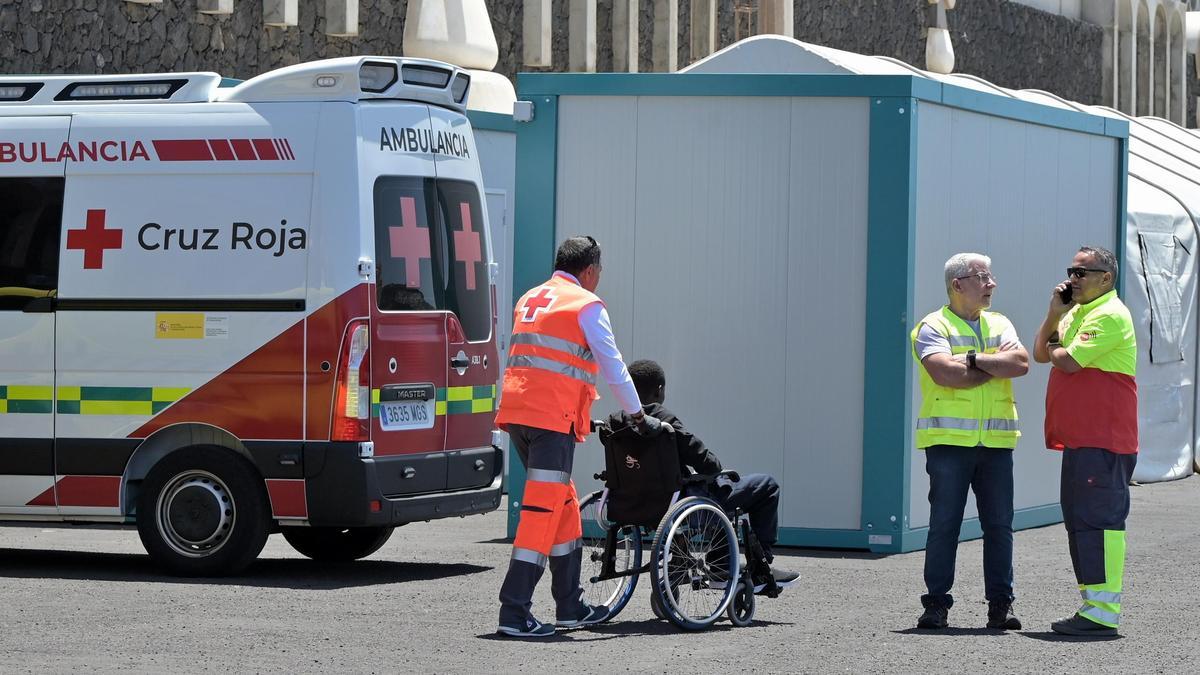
top-left (504, 95), bottom-right (560, 538)
top-left (515, 74), bottom-right (1126, 139)
top-left (859, 96), bottom-right (919, 554)
top-left (898, 503), bottom-right (1064, 553)
top-left (466, 110), bottom-right (517, 134)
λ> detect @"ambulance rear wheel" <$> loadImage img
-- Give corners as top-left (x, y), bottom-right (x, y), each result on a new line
top-left (281, 526), bottom-right (395, 561)
top-left (137, 446), bottom-right (270, 577)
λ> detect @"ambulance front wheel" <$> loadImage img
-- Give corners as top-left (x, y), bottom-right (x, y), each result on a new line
top-left (281, 526), bottom-right (396, 561)
top-left (136, 446), bottom-right (270, 577)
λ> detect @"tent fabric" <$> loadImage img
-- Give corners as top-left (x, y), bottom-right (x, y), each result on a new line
top-left (686, 36), bottom-right (1197, 482)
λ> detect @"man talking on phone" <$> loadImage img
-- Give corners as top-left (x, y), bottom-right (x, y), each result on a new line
top-left (1034, 246), bottom-right (1137, 638)
top-left (911, 253), bottom-right (1029, 630)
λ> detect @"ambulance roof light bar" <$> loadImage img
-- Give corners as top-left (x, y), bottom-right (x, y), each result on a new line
top-left (218, 56), bottom-right (470, 112)
top-left (0, 73), bottom-right (222, 106)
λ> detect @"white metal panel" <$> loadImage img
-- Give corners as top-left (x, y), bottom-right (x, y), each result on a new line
top-left (910, 103), bottom-right (1121, 528)
top-left (781, 98), bottom-right (870, 530)
top-left (553, 96), bottom-right (639, 496)
top-left (554, 95), bottom-right (868, 531)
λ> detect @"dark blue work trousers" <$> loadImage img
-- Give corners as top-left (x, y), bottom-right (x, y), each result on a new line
top-left (922, 445), bottom-right (1015, 607)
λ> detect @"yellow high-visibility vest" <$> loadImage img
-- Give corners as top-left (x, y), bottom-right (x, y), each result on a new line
top-left (911, 307), bottom-right (1020, 449)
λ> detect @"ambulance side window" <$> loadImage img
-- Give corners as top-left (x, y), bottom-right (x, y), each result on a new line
top-left (435, 179), bottom-right (491, 342)
top-left (0, 177), bottom-right (64, 311)
top-left (373, 176), bottom-right (444, 312)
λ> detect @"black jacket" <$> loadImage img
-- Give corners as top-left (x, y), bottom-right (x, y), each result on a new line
top-left (607, 402), bottom-right (723, 476)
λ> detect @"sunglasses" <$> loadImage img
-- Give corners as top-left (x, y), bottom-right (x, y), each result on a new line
top-left (955, 272), bottom-right (996, 284)
top-left (1066, 267), bottom-right (1107, 279)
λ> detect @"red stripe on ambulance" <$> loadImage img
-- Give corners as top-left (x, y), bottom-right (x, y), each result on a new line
top-left (54, 476), bottom-right (121, 507)
top-left (150, 138), bottom-right (294, 162)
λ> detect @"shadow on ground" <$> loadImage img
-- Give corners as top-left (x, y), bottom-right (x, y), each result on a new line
top-left (0, 548), bottom-right (491, 590)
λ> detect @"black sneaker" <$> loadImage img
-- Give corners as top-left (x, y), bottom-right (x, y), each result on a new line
top-left (917, 603), bottom-right (949, 629)
top-left (1050, 613), bottom-right (1118, 638)
top-left (987, 600), bottom-right (1021, 630)
top-left (497, 617), bottom-right (556, 638)
top-left (556, 603), bottom-right (610, 628)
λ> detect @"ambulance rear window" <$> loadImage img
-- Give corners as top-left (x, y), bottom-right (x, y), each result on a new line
top-left (374, 177), bottom-right (442, 312)
top-left (436, 179), bottom-right (490, 342)
top-left (0, 177), bottom-right (64, 311)
top-left (373, 177), bottom-right (491, 341)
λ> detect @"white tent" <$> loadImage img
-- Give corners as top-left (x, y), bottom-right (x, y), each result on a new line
top-left (687, 36), bottom-right (1197, 483)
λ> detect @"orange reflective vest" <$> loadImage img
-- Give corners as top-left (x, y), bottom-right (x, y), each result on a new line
top-left (495, 274), bottom-right (601, 441)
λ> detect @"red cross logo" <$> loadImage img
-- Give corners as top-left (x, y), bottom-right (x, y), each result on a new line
top-left (453, 202), bottom-right (482, 291)
top-left (519, 287), bottom-right (556, 322)
top-left (388, 196), bottom-right (431, 287)
top-left (66, 209), bottom-right (123, 270)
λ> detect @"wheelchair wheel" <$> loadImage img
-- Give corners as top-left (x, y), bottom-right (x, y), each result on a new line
top-left (579, 490), bottom-right (641, 619)
top-left (727, 577), bottom-right (756, 627)
top-left (650, 497), bottom-right (739, 631)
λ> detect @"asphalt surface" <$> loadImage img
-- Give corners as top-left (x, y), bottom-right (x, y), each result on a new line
top-left (0, 476), bottom-right (1197, 673)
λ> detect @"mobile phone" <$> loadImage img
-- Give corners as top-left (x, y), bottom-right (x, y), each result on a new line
top-left (1059, 285), bottom-right (1073, 304)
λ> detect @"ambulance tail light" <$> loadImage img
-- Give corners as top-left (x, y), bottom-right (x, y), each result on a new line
top-left (332, 320), bottom-right (371, 441)
top-left (359, 62), bottom-right (398, 93)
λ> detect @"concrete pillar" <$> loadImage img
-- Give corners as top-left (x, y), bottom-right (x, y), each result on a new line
top-left (197, 0), bottom-right (233, 13)
top-left (690, 0), bottom-right (717, 63)
top-left (264, 0), bottom-right (298, 27)
top-left (326, 0), bottom-right (359, 37)
top-left (653, 0), bottom-right (678, 72)
top-left (613, 0), bottom-right (638, 72)
top-left (404, 0), bottom-right (499, 70)
top-left (759, 0), bottom-right (793, 38)
top-left (569, 0), bottom-right (598, 72)
top-left (523, 0), bottom-right (552, 66)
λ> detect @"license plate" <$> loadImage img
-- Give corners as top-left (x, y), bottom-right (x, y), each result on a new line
top-left (380, 399), bottom-right (435, 431)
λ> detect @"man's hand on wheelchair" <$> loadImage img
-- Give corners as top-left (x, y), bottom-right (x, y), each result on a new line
top-left (632, 413), bottom-right (672, 437)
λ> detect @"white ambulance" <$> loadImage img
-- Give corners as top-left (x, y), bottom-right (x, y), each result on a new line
top-left (0, 57), bottom-right (502, 575)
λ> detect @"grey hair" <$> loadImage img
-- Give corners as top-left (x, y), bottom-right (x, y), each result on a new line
top-left (944, 253), bottom-right (991, 294)
top-left (1079, 246), bottom-right (1119, 279)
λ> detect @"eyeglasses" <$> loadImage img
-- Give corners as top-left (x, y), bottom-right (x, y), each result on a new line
top-left (1066, 267), bottom-right (1107, 279)
top-left (955, 272), bottom-right (996, 284)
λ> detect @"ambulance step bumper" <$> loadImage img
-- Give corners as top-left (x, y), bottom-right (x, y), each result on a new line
top-left (303, 442), bottom-right (503, 527)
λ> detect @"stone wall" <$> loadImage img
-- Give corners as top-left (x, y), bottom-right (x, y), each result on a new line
top-left (0, 0), bottom-right (1112, 107)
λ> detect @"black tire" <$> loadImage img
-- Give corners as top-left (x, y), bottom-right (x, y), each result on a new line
top-left (650, 497), bottom-right (739, 631)
top-left (578, 490), bottom-right (641, 620)
top-left (728, 577), bottom-right (756, 627)
top-left (282, 526), bottom-right (395, 561)
top-left (136, 446), bottom-right (270, 577)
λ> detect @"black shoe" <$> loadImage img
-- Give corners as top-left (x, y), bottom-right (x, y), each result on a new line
top-left (987, 600), bottom-right (1022, 630)
top-left (1050, 613), bottom-right (1118, 638)
top-left (497, 617), bottom-right (556, 637)
top-left (555, 603), bottom-right (610, 628)
top-left (917, 603), bottom-right (949, 629)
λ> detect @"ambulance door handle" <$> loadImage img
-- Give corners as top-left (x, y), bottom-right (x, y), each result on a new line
top-left (450, 355), bottom-right (471, 369)
top-left (22, 297), bottom-right (54, 313)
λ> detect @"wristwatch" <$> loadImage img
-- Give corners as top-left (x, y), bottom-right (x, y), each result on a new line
top-left (967, 350), bottom-right (977, 369)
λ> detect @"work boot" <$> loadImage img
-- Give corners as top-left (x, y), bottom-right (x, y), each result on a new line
top-left (1050, 613), bottom-right (1118, 638)
top-left (986, 600), bottom-right (1022, 630)
top-left (917, 596), bottom-right (950, 629)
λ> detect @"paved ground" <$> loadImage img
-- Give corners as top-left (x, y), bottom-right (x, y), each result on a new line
top-left (0, 476), bottom-right (1197, 673)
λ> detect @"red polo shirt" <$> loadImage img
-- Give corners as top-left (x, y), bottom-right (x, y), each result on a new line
top-left (1044, 290), bottom-right (1139, 454)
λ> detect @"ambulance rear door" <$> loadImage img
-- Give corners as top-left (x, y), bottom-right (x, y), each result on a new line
top-left (360, 102), bottom-right (451, 495)
top-left (0, 116), bottom-right (68, 514)
top-left (428, 108), bottom-right (500, 490)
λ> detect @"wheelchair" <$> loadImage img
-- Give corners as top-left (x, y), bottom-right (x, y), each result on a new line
top-left (578, 419), bottom-right (784, 631)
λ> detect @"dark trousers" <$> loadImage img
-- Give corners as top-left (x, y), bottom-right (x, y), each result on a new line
top-left (1061, 447), bottom-right (1136, 585)
top-left (707, 473), bottom-right (781, 561)
top-left (923, 445), bottom-right (1015, 606)
top-left (497, 424), bottom-right (586, 626)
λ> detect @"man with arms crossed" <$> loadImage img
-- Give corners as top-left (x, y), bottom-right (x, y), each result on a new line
top-left (912, 253), bottom-right (1028, 630)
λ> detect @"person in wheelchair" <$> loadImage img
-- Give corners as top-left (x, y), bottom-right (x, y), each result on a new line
top-left (608, 359), bottom-right (800, 591)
